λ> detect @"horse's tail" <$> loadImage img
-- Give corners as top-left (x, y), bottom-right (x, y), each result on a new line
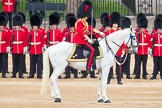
top-left (40, 47), bottom-right (50, 95)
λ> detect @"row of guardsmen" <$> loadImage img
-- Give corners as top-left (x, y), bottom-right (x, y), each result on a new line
top-left (0, 11), bottom-right (162, 81)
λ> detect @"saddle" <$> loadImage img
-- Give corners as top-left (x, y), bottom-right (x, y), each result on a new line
top-left (67, 44), bottom-right (103, 62)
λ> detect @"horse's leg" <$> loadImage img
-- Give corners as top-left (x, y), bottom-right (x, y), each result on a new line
top-left (101, 67), bottom-right (111, 103)
top-left (97, 69), bottom-right (104, 102)
top-left (50, 62), bottom-right (67, 102)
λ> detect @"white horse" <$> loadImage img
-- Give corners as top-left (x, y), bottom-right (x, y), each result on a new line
top-left (40, 27), bottom-right (137, 103)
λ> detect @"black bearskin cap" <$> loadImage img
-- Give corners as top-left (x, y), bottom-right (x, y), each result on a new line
top-left (155, 14), bottom-right (162, 20)
top-left (102, 16), bottom-right (110, 27)
top-left (35, 12), bottom-right (43, 24)
top-left (86, 16), bottom-right (96, 28)
top-left (154, 18), bottom-right (162, 29)
top-left (100, 12), bottom-right (108, 25)
top-left (49, 12), bottom-right (60, 25)
top-left (136, 13), bottom-right (146, 25)
top-left (77, 0), bottom-right (92, 18)
top-left (137, 17), bottom-right (148, 28)
top-left (110, 12), bottom-right (121, 27)
top-left (16, 12), bottom-right (26, 23)
top-left (13, 14), bottom-right (23, 26)
top-left (121, 17), bottom-right (131, 29)
top-left (0, 12), bottom-right (9, 26)
top-left (65, 13), bottom-right (75, 26)
top-left (0, 15), bottom-right (7, 26)
top-left (30, 14), bottom-right (41, 27)
top-left (67, 16), bottom-right (77, 27)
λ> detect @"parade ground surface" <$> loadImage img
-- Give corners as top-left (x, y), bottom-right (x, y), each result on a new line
top-left (0, 55), bottom-right (162, 108)
top-left (0, 18), bottom-right (162, 108)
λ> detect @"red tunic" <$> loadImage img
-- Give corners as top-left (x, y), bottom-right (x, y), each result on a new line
top-left (2, 0), bottom-right (16, 12)
top-left (74, 19), bottom-right (94, 44)
top-left (64, 31), bottom-right (75, 43)
top-left (151, 30), bottom-right (162, 56)
top-left (21, 26), bottom-right (28, 47)
top-left (28, 28), bottom-right (45, 54)
top-left (136, 29), bottom-right (152, 55)
top-left (46, 28), bottom-right (63, 46)
top-left (0, 29), bottom-right (10, 53)
top-left (10, 28), bottom-right (26, 54)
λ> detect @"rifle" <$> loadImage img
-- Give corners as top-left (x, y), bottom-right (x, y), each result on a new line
top-left (27, 32), bottom-right (32, 51)
top-left (46, 31), bottom-right (50, 48)
top-left (10, 31), bottom-right (14, 52)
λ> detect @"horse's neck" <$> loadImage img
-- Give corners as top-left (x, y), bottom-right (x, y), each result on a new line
top-left (106, 29), bottom-right (130, 54)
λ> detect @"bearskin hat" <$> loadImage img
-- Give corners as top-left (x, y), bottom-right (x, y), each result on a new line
top-left (154, 18), bottom-right (162, 29)
top-left (136, 13), bottom-right (146, 25)
top-left (0, 12), bottom-right (8, 26)
top-left (49, 12), bottom-right (60, 25)
top-left (109, 12), bottom-right (121, 27)
top-left (13, 14), bottom-right (23, 26)
top-left (155, 14), bottom-right (162, 20)
top-left (35, 12), bottom-right (43, 24)
top-left (121, 17), bottom-right (131, 29)
top-left (67, 16), bottom-right (77, 27)
top-left (0, 15), bottom-right (7, 26)
top-left (137, 17), bottom-right (148, 28)
top-left (102, 16), bottom-right (110, 27)
top-left (86, 16), bottom-right (96, 28)
top-left (77, 0), bottom-right (92, 18)
top-left (65, 13), bottom-right (75, 26)
top-left (100, 12), bottom-right (108, 25)
top-left (30, 14), bottom-right (41, 27)
top-left (16, 12), bottom-right (26, 23)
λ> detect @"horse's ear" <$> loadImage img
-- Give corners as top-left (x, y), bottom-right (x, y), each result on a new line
top-left (130, 25), bottom-right (132, 31)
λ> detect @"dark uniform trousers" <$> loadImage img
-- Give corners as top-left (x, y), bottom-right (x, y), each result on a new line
top-left (133, 54), bottom-right (138, 75)
top-left (107, 67), bottom-right (114, 83)
top-left (0, 53), bottom-right (7, 76)
top-left (135, 54), bottom-right (148, 78)
top-left (152, 56), bottom-right (162, 78)
top-left (115, 55), bottom-right (123, 81)
top-left (12, 54), bottom-right (24, 77)
top-left (65, 66), bottom-right (78, 78)
top-left (122, 53), bottom-right (131, 78)
top-left (29, 54), bottom-right (42, 77)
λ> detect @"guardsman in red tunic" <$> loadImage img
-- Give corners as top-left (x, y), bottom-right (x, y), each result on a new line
top-left (99, 12), bottom-right (109, 32)
top-left (27, 14), bottom-right (45, 79)
top-left (150, 16), bottom-right (162, 79)
top-left (10, 14), bottom-right (26, 78)
top-left (0, 15), bottom-right (10, 78)
top-left (63, 15), bottom-right (79, 79)
top-left (119, 17), bottom-right (132, 79)
top-left (105, 12), bottom-right (122, 84)
top-left (74, 0), bottom-right (105, 71)
top-left (62, 13), bottom-right (75, 41)
top-left (16, 12), bottom-right (29, 74)
top-left (133, 13), bottom-right (146, 76)
top-left (133, 17), bottom-right (152, 79)
top-left (0, 12), bottom-right (11, 74)
top-left (2, 0), bottom-right (16, 29)
top-left (46, 12), bottom-right (63, 77)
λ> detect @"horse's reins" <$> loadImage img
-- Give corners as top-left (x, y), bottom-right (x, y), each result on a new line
top-left (104, 33), bottom-right (135, 65)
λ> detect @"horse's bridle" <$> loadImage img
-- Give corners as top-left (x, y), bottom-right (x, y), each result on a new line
top-left (103, 33), bottom-right (137, 65)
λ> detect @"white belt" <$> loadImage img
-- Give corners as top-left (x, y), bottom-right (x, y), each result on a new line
top-left (154, 44), bottom-right (162, 47)
top-left (0, 41), bottom-right (6, 44)
top-left (139, 43), bottom-right (148, 46)
top-left (13, 41), bottom-right (23, 44)
top-left (31, 42), bottom-right (41, 45)
top-left (49, 41), bottom-right (59, 44)
top-left (4, 2), bottom-right (13, 5)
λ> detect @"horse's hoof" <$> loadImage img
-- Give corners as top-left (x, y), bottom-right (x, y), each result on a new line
top-left (54, 98), bottom-right (61, 102)
top-left (98, 99), bottom-right (104, 103)
top-left (104, 100), bottom-right (111, 103)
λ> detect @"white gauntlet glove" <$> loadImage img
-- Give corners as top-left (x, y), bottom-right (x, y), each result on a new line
top-left (148, 47), bottom-right (152, 56)
top-left (6, 47), bottom-right (10, 53)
